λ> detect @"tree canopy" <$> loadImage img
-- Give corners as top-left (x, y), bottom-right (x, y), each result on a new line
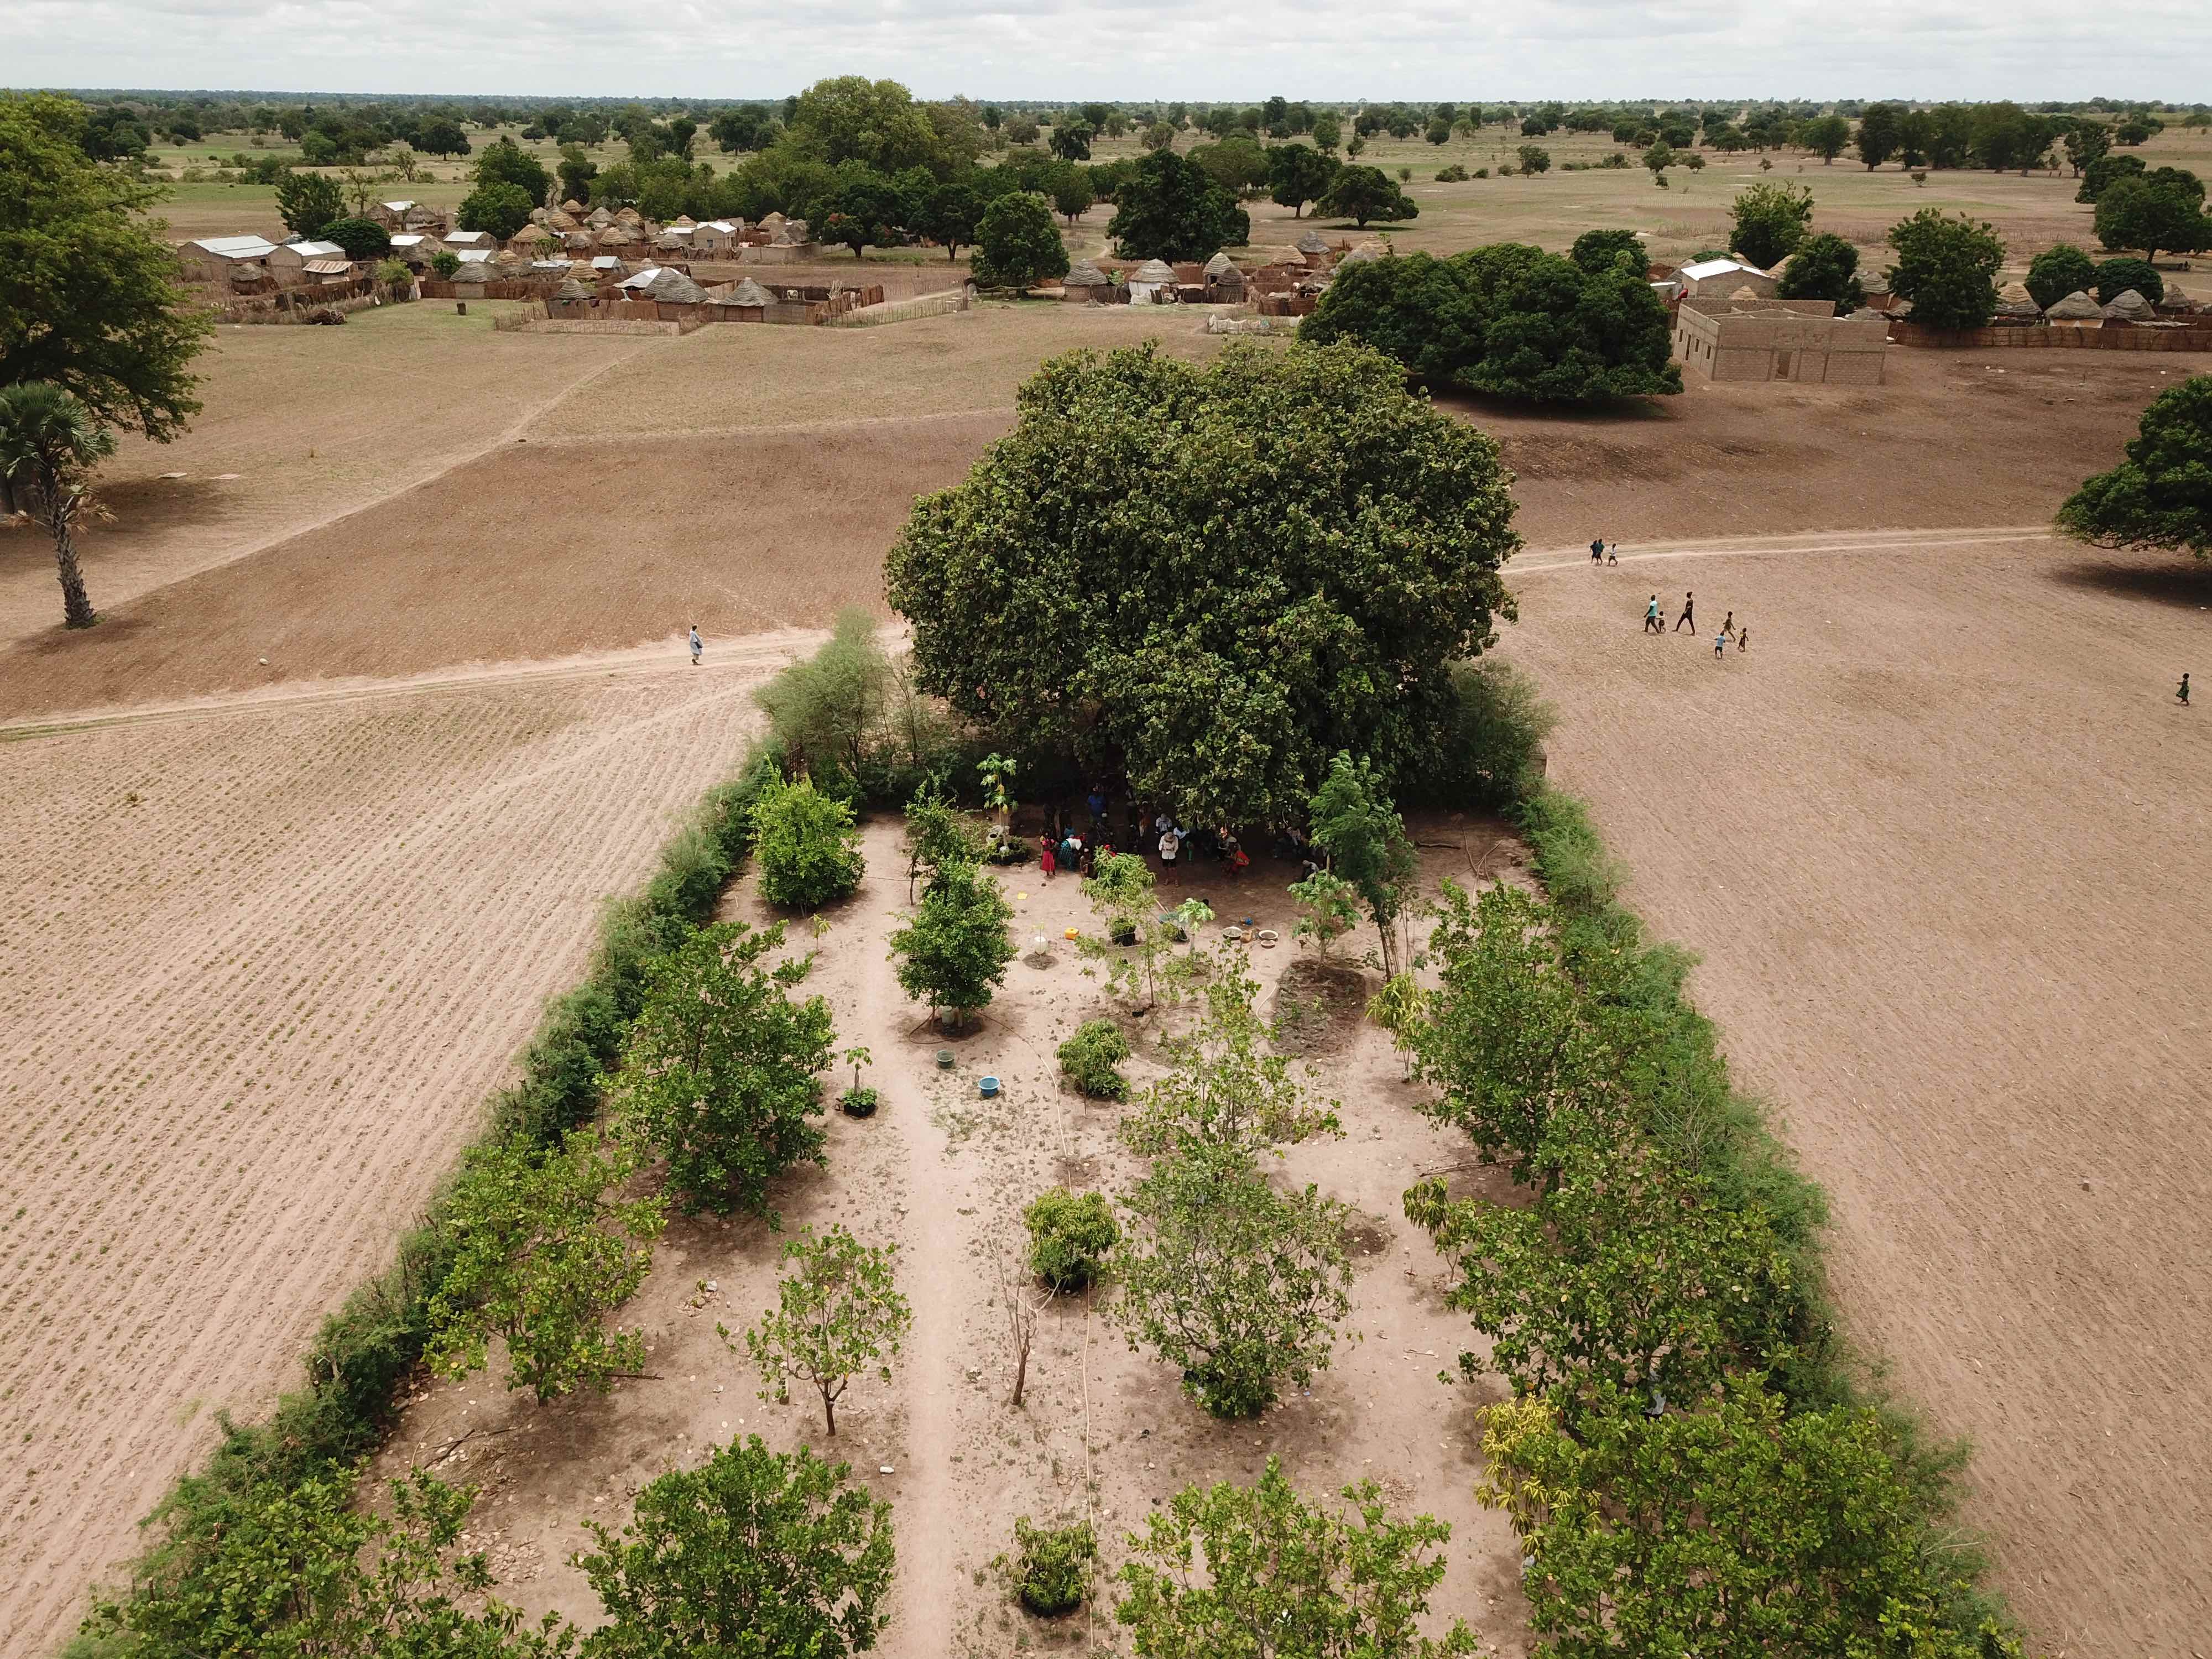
top-left (0, 93), bottom-right (209, 443)
top-left (1305, 243), bottom-right (1682, 404)
top-left (2094, 171), bottom-right (2211, 264)
top-left (1107, 148), bottom-right (1250, 261)
top-left (1775, 232), bottom-right (1865, 314)
top-left (1885, 208), bottom-right (2004, 330)
top-left (970, 190), bottom-right (1067, 290)
top-left (2057, 375), bottom-right (2212, 559)
top-left (457, 181), bottom-right (536, 241)
top-left (1727, 181), bottom-right (1813, 269)
top-left (1268, 142), bottom-right (1340, 218)
top-left (1316, 164), bottom-right (1418, 226)
top-left (274, 169), bottom-right (344, 237)
top-left (2025, 243), bottom-right (2098, 310)
top-left (888, 859), bottom-right (1017, 1027)
top-left (884, 341), bottom-right (1519, 827)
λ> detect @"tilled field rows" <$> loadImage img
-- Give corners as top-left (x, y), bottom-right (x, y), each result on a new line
top-left (0, 666), bottom-right (773, 1656)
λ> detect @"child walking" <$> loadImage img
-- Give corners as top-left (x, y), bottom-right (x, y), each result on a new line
top-left (1644, 594), bottom-right (1662, 634)
top-left (1039, 834), bottom-right (1057, 879)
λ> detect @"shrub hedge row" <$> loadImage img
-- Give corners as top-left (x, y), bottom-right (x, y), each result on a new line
top-left (67, 757), bottom-right (778, 1655)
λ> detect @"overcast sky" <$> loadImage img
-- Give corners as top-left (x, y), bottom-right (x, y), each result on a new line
top-left (11, 0), bottom-right (2204, 103)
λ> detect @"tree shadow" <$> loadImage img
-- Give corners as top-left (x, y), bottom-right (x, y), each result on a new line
top-left (2044, 555), bottom-right (2212, 610)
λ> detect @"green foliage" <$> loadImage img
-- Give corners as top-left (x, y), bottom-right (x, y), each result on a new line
top-left (1798, 112), bottom-right (1852, 161)
top-left (1885, 208), bottom-right (2004, 330)
top-left (886, 341), bottom-right (1520, 826)
top-left (1315, 163), bottom-right (1418, 226)
top-left (2092, 255), bottom-right (2164, 307)
top-left (1120, 964), bottom-right (1342, 1160)
top-left (1308, 752), bottom-right (1419, 977)
top-left (1434, 164), bottom-right (1469, 183)
top-left (77, 1467), bottom-right (572, 1659)
top-left (754, 607), bottom-right (893, 782)
top-left (1288, 869), bottom-right (1363, 957)
top-left (1024, 1187), bottom-right (1121, 1291)
top-left (1517, 144), bottom-right (1553, 176)
top-left (606, 921), bottom-right (833, 1219)
top-left (1480, 1384), bottom-right (2021, 1659)
top-left (1727, 181), bottom-right (1813, 268)
top-left (1114, 1457), bottom-right (1475, 1659)
top-left (889, 859), bottom-right (1016, 1025)
top-left (1047, 160), bottom-right (1095, 223)
top-left (1568, 228), bottom-right (1646, 274)
top-left (733, 1225), bottom-right (912, 1436)
top-left (901, 787), bottom-right (985, 901)
top-left (2058, 375), bottom-right (2212, 559)
top-left (320, 216), bottom-right (390, 260)
top-left (1057, 1018), bottom-right (1133, 1098)
top-left (1306, 242), bottom-right (1681, 404)
top-left (1267, 141), bottom-right (1340, 216)
top-left (2075, 150), bottom-right (2143, 204)
top-left (2024, 243), bottom-right (2098, 310)
top-left (1078, 852), bottom-right (1183, 1011)
top-left (577, 1436), bottom-right (893, 1659)
top-left (787, 75), bottom-right (950, 175)
top-left (1108, 147), bottom-right (1251, 259)
top-left (1775, 232), bottom-right (1865, 313)
top-left (0, 380), bottom-right (114, 628)
top-left (971, 190), bottom-right (1068, 289)
top-left (473, 135), bottom-right (552, 205)
top-left (0, 96), bottom-right (209, 444)
top-left (1050, 121), bottom-right (1095, 162)
top-left (754, 775), bottom-right (865, 910)
top-left (2093, 173), bottom-right (2211, 263)
top-left (425, 1130), bottom-right (666, 1403)
top-left (273, 168), bottom-right (344, 236)
top-left (1367, 970), bottom-right (1427, 1077)
top-left (1406, 658), bottom-right (1555, 810)
top-left (1004, 1517), bottom-right (1097, 1617)
top-left (457, 180), bottom-right (535, 241)
top-left (924, 179), bottom-right (983, 257)
top-left (429, 248), bottom-right (462, 278)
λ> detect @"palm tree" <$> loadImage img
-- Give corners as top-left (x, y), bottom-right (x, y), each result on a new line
top-left (0, 383), bottom-right (116, 629)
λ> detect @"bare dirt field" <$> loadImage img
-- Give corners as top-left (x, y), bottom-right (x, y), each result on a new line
top-left (365, 819), bottom-right (1539, 1658)
top-left (0, 646), bottom-right (811, 1657)
top-left (1494, 534), bottom-right (2212, 1656)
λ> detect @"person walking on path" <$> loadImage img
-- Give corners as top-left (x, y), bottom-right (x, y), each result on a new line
top-left (1039, 834), bottom-right (1057, 880)
top-left (1737, 624), bottom-right (1750, 653)
top-left (1157, 825), bottom-right (1180, 883)
top-left (1590, 536), bottom-right (1605, 564)
top-left (1644, 594), bottom-right (1663, 634)
top-left (688, 624), bottom-right (703, 665)
top-left (1721, 609), bottom-right (1734, 639)
top-left (1714, 623), bottom-right (1734, 660)
top-left (1674, 591), bottom-right (1695, 633)
top-left (1606, 540), bottom-right (1619, 565)
top-left (2181, 672), bottom-right (2192, 707)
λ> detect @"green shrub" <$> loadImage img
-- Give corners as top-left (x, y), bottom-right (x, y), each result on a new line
top-left (1024, 1187), bottom-right (1120, 1291)
top-left (1407, 659), bottom-right (1557, 810)
top-left (1004, 1517), bottom-right (1095, 1616)
top-left (1057, 1018), bottom-right (1133, 1098)
top-left (2093, 255), bottom-right (2164, 306)
top-left (754, 775), bottom-right (865, 910)
top-left (2025, 243), bottom-right (2098, 310)
top-left (1435, 164), bottom-right (1469, 182)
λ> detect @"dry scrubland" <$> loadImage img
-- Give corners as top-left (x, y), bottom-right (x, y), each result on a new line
top-left (4, 154), bottom-right (2212, 1653)
top-left (1496, 538), bottom-right (2212, 1654)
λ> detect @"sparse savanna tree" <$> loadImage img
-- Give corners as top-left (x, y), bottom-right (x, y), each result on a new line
top-left (604, 920), bottom-right (833, 1222)
top-left (0, 383), bottom-right (114, 628)
top-left (1115, 1457), bottom-right (1477, 1659)
top-left (731, 1225), bottom-right (912, 1437)
top-left (2058, 375), bottom-right (2212, 560)
top-left (425, 1129), bottom-right (666, 1403)
top-left (577, 1436), bottom-right (894, 1659)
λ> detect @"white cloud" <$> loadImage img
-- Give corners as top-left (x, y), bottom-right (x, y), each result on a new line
top-left (8, 0), bottom-right (2203, 101)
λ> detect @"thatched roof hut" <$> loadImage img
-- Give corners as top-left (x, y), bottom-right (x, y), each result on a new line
top-left (2044, 289), bottom-right (2103, 321)
top-left (1133, 258), bottom-right (1176, 283)
top-left (2101, 288), bottom-right (2156, 322)
top-left (1340, 241), bottom-right (1389, 265)
top-left (587, 206), bottom-right (615, 229)
top-left (1065, 259), bottom-right (1110, 287)
top-left (626, 267), bottom-right (709, 304)
top-left (670, 215), bottom-right (697, 228)
top-left (1203, 252), bottom-right (1237, 276)
top-left (546, 209), bottom-right (580, 232)
top-left (614, 206), bottom-right (645, 228)
top-left (1994, 280), bottom-right (2040, 320)
top-left (727, 276), bottom-right (773, 307)
top-left (561, 198), bottom-right (586, 215)
top-left (1295, 229), bottom-right (1331, 258)
top-left (598, 224), bottom-right (643, 249)
top-left (552, 276), bottom-right (594, 302)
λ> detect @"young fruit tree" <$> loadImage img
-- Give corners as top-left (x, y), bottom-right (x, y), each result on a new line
top-left (1290, 870), bottom-right (1364, 957)
top-left (888, 860), bottom-right (1017, 1030)
top-left (1110, 1144), bottom-right (1351, 1417)
top-left (1727, 181), bottom-right (1814, 268)
top-left (425, 1130), bottom-right (666, 1403)
top-left (577, 1436), bottom-right (894, 1659)
top-left (1024, 1186), bottom-right (1121, 1291)
top-left (901, 786), bottom-right (984, 902)
top-left (1308, 752), bottom-right (1421, 977)
top-left (604, 921), bottom-right (834, 1222)
top-left (995, 1228), bottom-right (1055, 1407)
top-left (732, 1226), bottom-right (912, 1437)
top-left (1118, 964), bottom-right (1341, 1160)
top-left (1077, 852), bottom-right (1182, 1012)
top-left (1115, 1457), bottom-right (1477, 1659)
top-left (885, 342), bottom-right (1520, 827)
top-left (753, 775), bottom-right (866, 910)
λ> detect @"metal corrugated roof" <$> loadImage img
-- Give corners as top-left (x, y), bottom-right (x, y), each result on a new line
top-left (455, 248), bottom-right (494, 263)
top-left (1679, 258), bottom-right (1759, 282)
top-left (302, 259), bottom-right (353, 275)
top-left (190, 235), bottom-right (277, 258)
top-left (444, 231), bottom-right (492, 246)
top-left (381, 200), bottom-right (416, 211)
top-left (286, 240), bottom-right (345, 258)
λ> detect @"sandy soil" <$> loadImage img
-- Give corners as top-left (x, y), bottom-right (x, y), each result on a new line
top-left (9, 344), bottom-right (2201, 723)
top-left (1494, 535), bottom-right (2212, 1656)
top-left (0, 648), bottom-right (810, 1658)
top-left (367, 819), bottom-right (1537, 1657)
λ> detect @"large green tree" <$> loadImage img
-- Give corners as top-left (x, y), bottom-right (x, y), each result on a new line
top-left (969, 190), bottom-right (1067, 289)
top-left (0, 93), bottom-right (209, 444)
top-left (474, 135), bottom-right (552, 206)
top-left (734, 1226), bottom-right (912, 1437)
top-left (2025, 243), bottom-right (2098, 310)
top-left (1315, 164), bottom-right (1418, 226)
top-left (786, 76), bottom-right (947, 175)
top-left (1775, 232), bottom-right (1865, 313)
top-left (1727, 181), bottom-right (1813, 269)
top-left (1306, 243), bottom-right (1681, 404)
top-left (0, 382), bottom-right (114, 627)
top-left (606, 921), bottom-right (833, 1220)
top-left (1115, 1459), bottom-right (1477, 1659)
top-left (577, 1437), bottom-right (893, 1659)
top-left (1107, 147), bottom-right (1250, 260)
top-left (273, 169), bottom-right (344, 237)
top-left (888, 860), bottom-right (1017, 1029)
top-left (457, 181), bottom-right (536, 241)
top-left (2057, 375), bottom-right (2212, 559)
top-left (1885, 208), bottom-right (2004, 330)
top-left (884, 342), bottom-right (1519, 827)
top-left (2094, 173), bottom-right (2212, 264)
top-left (1479, 1384), bottom-right (2022, 1659)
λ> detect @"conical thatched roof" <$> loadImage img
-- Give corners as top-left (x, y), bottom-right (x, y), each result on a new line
top-left (552, 276), bottom-right (593, 301)
top-left (1995, 280), bottom-right (2039, 319)
top-left (1340, 242), bottom-right (1386, 264)
top-left (615, 206), bottom-right (645, 227)
top-left (1134, 258), bottom-right (1176, 281)
top-left (727, 276), bottom-right (773, 306)
top-left (598, 224), bottom-right (643, 248)
top-left (546, 210), bottom-right (579, 231)
top-left (1203, 252), bottom-right (1237, 275)
top-left (1730, 283), bottom-right (1763, 300)
top-left (671, 215), bottom-right (697, 228)
top-left (640, 267), bottom-right (708, 304)
top-left (1295, 229), bottom-right (1330, 254)
top-left (1065, 259), bottom-right (1109, 286)
top-left (2102, 288), bottom-right (2155, 321)
top-left (587, 206), bottom-right (614, 228)
top-left (561, 198), bottom-right (586, 214)
top-left (2044, 289), bottom-right (2102, 320)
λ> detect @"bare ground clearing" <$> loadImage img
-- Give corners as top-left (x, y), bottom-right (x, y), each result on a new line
top-left (0, 657), bottom-right (800, 1657)
top-left (7, 344), bottom-right (2199, 723)
top-left (1494, 537), bottom-right (2212, 1656)
top-left (367, 819), bottom-right (1537, 1657)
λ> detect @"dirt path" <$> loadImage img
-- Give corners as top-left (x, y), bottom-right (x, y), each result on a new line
top-left (1495, 536), bottom-right (2212, 1656)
